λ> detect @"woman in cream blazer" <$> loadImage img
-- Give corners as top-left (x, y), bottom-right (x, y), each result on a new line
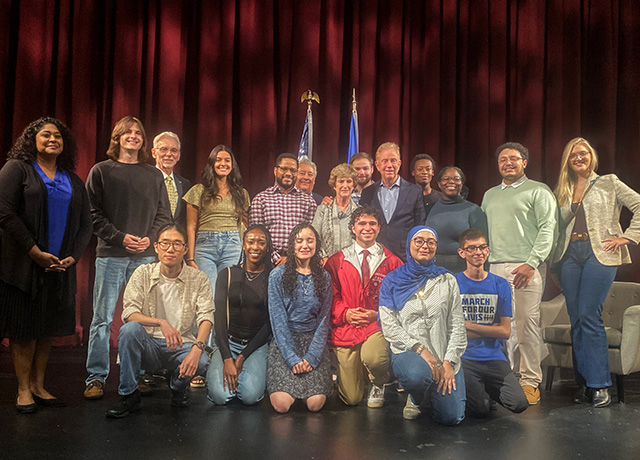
top-left (554, 137), bottom-right (640, 408)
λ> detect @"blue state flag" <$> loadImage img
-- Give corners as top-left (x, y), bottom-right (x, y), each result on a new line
top-left (347, 110), bottom-right (359, 162)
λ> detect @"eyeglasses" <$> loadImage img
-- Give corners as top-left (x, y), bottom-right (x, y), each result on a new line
top-left (277, 166), bottom-right (298, 174)
top-left (440, 176), bottom-right (462, 184)
top-left (156, 241), bottom-right (186, 251)
top-left (569, 151), bottom-right (590, 160)
top-left (412, 237), bottom-right (437, 248)
top-left (498, 155), bottom-right (524, 164)
top-left (462, 244), bottom-right (489, 253)
top-left (157, 146), bottom-right (180, 154)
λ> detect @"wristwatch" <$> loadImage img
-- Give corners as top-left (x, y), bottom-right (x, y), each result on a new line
top-left (192, 341), bottom-right (206, 351)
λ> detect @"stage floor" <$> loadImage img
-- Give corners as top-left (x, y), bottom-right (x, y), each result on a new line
top-left (1, 345), bottom-right (639, 460)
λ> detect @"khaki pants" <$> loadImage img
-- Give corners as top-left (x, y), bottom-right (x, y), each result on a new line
top-left (490, 262), bottom-right (546, 388)
top-left (333, 331), bottom-right (390, 405)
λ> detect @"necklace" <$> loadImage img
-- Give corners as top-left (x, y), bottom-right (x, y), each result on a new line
top-left (301, 275), bottom-right (313, 296)
top-left (244, 270), bottom-right (262, 282)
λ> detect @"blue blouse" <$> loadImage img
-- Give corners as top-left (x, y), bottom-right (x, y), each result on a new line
top-left (268, 265), bottom-right (332, 369)
top-left (33, 162), bottom-right (72, 257)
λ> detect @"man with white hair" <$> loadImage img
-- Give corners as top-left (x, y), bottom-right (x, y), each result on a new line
top-left (151, 132), bottom-right (191, 227)
top-left (296, 156), bottom-right (323, 205)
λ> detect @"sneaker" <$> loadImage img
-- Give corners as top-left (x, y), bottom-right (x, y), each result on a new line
top-left (137, 380), bottom-right (153, 397)
top-left (367, 385), bottom-right (385, 408)
top-left (522, 385), bottom-right (540, 405)
top-left (84, 380), bottom-right (104, 400)
top-left (171, 388), bottom-right (191, 407)
top-left (106, 390), bottom-right (142, 418)
top-left (402, 395), bottom-right (421, 420)
top-left (592, 388), bottom-right (611, 408)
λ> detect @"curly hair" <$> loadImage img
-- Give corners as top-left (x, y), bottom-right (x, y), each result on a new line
top-left (7, 117), bottom-right (77, 171)
top-left (282, 223), bottom-right (328, 303)
top-left (106, 116), bottom-right (148, 162)
top-left (200, 145), bottom-right (247, 226)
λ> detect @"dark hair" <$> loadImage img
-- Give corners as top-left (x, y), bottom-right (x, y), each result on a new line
top-left (437, 166), bottom-right (466, 184)
top-left (349, 152), bottom-right (373, 166)
top-left (237, 224), bottom-right (275, 313)
top-left (8, 117), bottom-right (77, 172)
top-left (410, 154), bottom-right (435, 172)
top-left (200, 145), bottom-right (247, 226)
top-left (106, 116), bottom-right (148, 162)
top-left (459, 228), bottom-right (488, 247)
top-left (495, 142), bottom-right (529, 162)
top-left (282, 223), bottom-right (328, 303)
top-left (349, 204), bottom-right (383, 237)
top-left (156, 223), bottom-right (188, 242)
top-left (276, 152), bottom-right (298, 167)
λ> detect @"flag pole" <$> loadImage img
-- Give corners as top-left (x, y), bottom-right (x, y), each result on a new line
top-left (299, 90), bottom-right (320, 160)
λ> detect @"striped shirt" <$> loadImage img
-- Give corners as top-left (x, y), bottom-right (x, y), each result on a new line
top-left (379, 273), bottom-right (467, 374)
top-left (250, 184), bottom-right (317, 260)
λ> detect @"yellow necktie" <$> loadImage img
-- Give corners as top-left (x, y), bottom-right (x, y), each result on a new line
top-left (165, 176), bottom-right (177, 217)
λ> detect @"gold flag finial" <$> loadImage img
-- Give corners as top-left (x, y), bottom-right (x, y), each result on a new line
top-left (301, 90), bottom-right (320, 108)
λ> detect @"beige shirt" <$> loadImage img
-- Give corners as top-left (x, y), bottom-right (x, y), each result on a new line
top-left (183, 184), bottom-right (249, 231)
top-left (122, 262), bottom-right (215, 343)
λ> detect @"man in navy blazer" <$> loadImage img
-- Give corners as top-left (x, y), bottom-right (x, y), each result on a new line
top-left (359, 142), bottom-right (426, 261)
top-left (151, 132), bottom-right (192, 227)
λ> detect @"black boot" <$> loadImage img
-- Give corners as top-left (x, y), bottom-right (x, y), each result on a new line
top-left (106, 390), bottom-right (142, 418)
top-left (573, 386), bottom-right (593, 404)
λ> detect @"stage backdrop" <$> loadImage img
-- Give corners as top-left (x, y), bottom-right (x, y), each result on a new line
top-left (1, 0), bottom-right (639, 346)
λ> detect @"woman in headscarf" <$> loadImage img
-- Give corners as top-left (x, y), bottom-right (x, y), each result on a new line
top-left (379, 226), bottom-right (467, 425)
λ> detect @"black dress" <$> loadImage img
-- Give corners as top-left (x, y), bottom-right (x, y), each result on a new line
top-left (0, 160), bottom-right (92, 339)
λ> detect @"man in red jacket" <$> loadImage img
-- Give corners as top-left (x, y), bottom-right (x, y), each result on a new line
top-left (325, 205), bottom-right (403, 407)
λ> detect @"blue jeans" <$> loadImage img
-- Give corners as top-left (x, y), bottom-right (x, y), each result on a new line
top-left (117, 322), bottom-right (209, 395)
top-left (86, 255), bottom-right (155, 385)
top-left (391, 351), bottom-right (466, 426)
top-left (206, 340), bottom-right (269, 405)
top-left (561, 240), bottom-right (617, 388)
top-left (194, 231), bottom-right (242, 346)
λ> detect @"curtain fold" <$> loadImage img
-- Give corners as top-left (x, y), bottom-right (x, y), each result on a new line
top-left (0, 0), bottom-right (638, 345)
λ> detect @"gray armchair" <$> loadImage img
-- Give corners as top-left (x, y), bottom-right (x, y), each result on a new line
top-left (540, 281), bottom-right (640, 402)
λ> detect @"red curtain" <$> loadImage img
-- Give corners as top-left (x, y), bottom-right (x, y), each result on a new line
top-left (1, 0), bottom-right (639, 346)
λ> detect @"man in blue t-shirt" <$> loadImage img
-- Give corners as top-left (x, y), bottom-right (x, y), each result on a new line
top-left (454, 228), bottom-right (528, 417)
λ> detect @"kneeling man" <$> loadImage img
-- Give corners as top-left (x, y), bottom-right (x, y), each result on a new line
top-left (106, 224), bottom-right (214, 418)
top-left (455, 228), bottom-right (528, 417)
top-left (325, 205), bottom-right (403, 407)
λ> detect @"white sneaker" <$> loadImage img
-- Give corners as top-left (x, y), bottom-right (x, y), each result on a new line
top-left (367, 385), bottom-right (385, 408)
top-left (403, 395), bottom-right (421, 420)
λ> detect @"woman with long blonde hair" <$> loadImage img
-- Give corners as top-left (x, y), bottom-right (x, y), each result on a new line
top-left (553, 137), bottom-right (640, 407)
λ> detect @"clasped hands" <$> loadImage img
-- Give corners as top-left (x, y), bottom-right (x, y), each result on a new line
top-left (418, 349), bottom-right (456, 395)
top-left (345, 308), bottom-right (377, 328)
top-left (123, 234), bottom-right (150, 254)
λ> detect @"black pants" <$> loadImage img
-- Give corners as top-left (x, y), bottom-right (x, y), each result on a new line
top-left (462, 358), bottom-right (529, 417)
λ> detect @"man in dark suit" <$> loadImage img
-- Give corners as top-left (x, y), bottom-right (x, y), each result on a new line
top-left (151, 132), bottom-right (191, 227)
top-left (359, 142), bottom-right (425, 261)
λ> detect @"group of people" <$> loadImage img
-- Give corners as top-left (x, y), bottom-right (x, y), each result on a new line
top-left (1, 116), bottom-right (639, 424)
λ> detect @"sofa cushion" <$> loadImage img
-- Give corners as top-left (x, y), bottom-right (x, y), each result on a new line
top-left (543, 325), bottom-right (622, 347)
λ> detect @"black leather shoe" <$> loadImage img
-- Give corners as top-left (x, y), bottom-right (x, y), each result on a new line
top-left (171, 388), bottom-right (191, 407)
top-left (32, 393), bottom-right (66, 407)
top-left (16, 395), bottom-right (37, 414)
top-left (106, 390), bottom-right (142, 418)
top-left (592, 388), bottom-right (611, 408)
top-left (573, 386), bottom-right (592, 404)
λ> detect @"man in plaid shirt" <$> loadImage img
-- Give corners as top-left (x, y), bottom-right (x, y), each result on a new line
top-left (250, 153), bottom-right (317, 265)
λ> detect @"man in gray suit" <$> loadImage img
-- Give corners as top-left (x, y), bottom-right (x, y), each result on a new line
top-left (151, 132), bottom-right (191, 227)
top-left (359, 142), bottom-right (425, 261)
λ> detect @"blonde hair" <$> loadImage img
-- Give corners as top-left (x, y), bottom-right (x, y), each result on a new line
top-left (375, 142), bottom-right (400, 160)
top-left (554, 137), bottom-right (599, 206)
top-left (328, 163), bottom-right (357, 189)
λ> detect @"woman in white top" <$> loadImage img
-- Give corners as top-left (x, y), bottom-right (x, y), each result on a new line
top-left (379, 225), bottom-right (467, 425)
top-left (553, 137), bottom-right (640, 407)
